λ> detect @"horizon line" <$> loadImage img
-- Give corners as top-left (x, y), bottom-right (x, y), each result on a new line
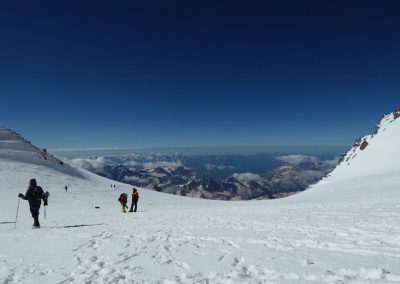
top-left (49, 144), bottom-right (348, 152)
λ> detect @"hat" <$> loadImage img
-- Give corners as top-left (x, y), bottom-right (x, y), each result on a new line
top-left (29, 179), bottom-right (37, 187)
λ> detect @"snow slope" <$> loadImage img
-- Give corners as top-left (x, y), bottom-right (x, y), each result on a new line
top-left (292, 108), bottom-right (400, 203)
top-left (1, 110), bottom-right (400, 283)
top-left (0, 128), bottom-right (83, 178)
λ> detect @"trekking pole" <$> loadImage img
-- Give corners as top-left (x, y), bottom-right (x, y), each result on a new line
top-left (43, 191), bottom-right (50, 219)
top-left (14, 197), bottom-right (21, 229)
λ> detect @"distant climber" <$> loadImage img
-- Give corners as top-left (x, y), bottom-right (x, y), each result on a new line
top-left (65, 185), bottom-right (68, 192)
top-left (129, 188), bottom-right (139, 212)
top-left (118, 193), bottom-right (128, 213)
top-left (18, 179), bottom-right (48, 228)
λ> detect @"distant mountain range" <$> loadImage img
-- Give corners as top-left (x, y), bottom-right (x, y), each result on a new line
top-left (70, 153), bottom-right (338, 200)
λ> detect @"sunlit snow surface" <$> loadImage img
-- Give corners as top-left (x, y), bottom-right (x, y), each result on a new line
top-left (0, 113), bottom-right (399, 283)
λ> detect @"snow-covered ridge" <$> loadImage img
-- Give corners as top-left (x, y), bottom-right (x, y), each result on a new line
top-left (0, 127), bottom-right (83, 178)
top-left (332, 106), bottom-right (400, 180)
top-left (338, 107), bottom-right (400, 166)
top-left (292, 106), bottom-right (400, 204)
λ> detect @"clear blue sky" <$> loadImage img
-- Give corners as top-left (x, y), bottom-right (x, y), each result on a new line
top-left (0, 1), bottom-right (399, 149)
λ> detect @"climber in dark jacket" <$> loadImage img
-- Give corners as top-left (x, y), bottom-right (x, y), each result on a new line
top-left (18, 179), bottom-right (48, 228)
top-left (129, 188), bottom-right (139, 212)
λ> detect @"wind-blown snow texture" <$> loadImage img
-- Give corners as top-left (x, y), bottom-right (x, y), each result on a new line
top-left (1, 110), bottom-right (400, 284)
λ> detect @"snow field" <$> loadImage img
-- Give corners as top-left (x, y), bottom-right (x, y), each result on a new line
top-left (1, 159), bottom-right (400, 283)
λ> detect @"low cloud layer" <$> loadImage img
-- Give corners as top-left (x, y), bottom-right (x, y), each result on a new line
top-left (70, 157), bottom-right (111, 171)
top-left (205, 164), bottom-right (234, 171)
top-left (143, 161), bottom-right (182, 170)
top-left (276, 154), bottom-right (338, 168)
top-left (233, 172), bottom-right (264, 183)
top-left (275, 154), bottom-right (320, 165)
top-left (123, 176), bottom-right (149, 184)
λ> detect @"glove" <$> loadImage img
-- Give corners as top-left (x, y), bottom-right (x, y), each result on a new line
top-left (44, 199), bottom-right (48, 206)
top-left (18, 193), bottom-right (24, 198)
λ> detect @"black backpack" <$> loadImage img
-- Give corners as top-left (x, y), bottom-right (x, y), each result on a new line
top-left (30, 186), bottom-right (44, 200)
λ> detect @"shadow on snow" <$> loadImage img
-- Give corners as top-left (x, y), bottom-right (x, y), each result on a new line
top-left (50, 223), bottom-right (104, 229)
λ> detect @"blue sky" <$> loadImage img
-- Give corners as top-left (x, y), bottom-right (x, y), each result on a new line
top-left (0, 1), bottom-right (399, 149)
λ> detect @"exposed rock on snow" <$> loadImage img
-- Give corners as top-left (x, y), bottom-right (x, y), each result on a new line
top-left (338, 106), bottom-right (400, 167)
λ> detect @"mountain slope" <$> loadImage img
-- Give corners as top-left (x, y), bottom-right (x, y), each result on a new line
top-left (335, 108), bottom-right (400, 179)
top-left (1, 109), bottom-right (400, 283)
top-left (291, 107), bottom-right (400, 203)
top-left (0, 127), bottom-right (83, 178)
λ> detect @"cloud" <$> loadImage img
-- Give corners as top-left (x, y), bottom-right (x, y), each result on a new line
top-left (321, 158), bottom-right (339, 167)
top-left (204, 164), bottom-right (215, 170)
top-left (50, 147), bottom-right (132, 152)
top-left (276, 154), bottom-right (338, 168)
top-left (143, 161), bottom-right (182, 170)
top-left (275, 155), bottom-right (320, 165)
top-left (123, 176), bottom-right (149, 184)
top-left (128, 160), bottom-right (138, 167)
top-left (69, 157), bottom-right (110, 171)
top-left (271, 156), bottom-right (338, 190)
top-left (233, 172), bottom-right (264, 183)
top-left (204, 164), bottom-right (234, 171)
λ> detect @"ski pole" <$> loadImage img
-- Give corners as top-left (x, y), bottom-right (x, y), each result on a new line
top-left (14, 197), bottom-right (20, 229)
top-left (44, 206), bottom-right (46, 219)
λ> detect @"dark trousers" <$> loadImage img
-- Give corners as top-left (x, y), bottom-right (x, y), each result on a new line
top-left (130, 197), bottom-right (139, 212)
top-left (30, 207), bottom-right (40, 227)
top-left (121, 203), bottom-right (127, 212)
top-left (32, 213), bottom-right (40, 227)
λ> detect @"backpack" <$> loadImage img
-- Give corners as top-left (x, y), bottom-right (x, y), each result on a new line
top-left (43, 191), bottom-right (50, 202)
top-left (119, 193), bottom-right (127, 203)
top-left (29, 186), bottom-right (44, 200)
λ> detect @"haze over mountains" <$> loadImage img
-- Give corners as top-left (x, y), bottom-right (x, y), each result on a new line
top-left (51, 145), bottom-right (347, 158)
top-left (69, 153), bottom-right (338, 200)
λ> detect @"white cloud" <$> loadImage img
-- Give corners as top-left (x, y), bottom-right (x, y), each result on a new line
top-left (233, 172), bottom-right (264, 183)
top-left (143, 161), bottom-right (182, 170)
top-left (70, 157), bottom-right (110, 171)
top-left (204, 163), bottom-right (215, 170)
top-left (321, 158), bottom-right (339, 167)
top-left (50, 147), bottom-right (131, 152)
top-left (128, 160), bottom-right (138, 167)
top-left (205, 164), bottom-right (234, 170)
top-left (276, 155), bottom-right (320, 165)
top-left (123, 176), bottom-right (149, 184)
